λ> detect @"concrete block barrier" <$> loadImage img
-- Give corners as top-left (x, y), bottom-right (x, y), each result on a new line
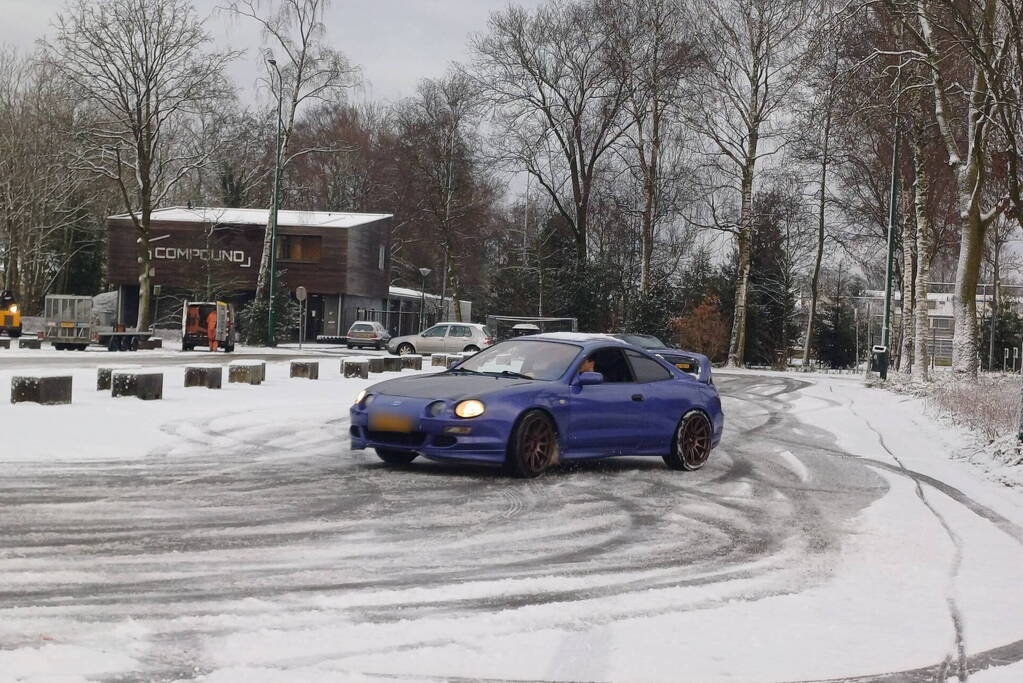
top-left (229, 361), bottom-right (265, 385)
top-left (290, 361), bottom-right (319, 379)
top-left (185, 365), bottom-right (223, 389)
top-left (400, 354), bottom-right (423, 370)
top-left (368, 357), bottom-right (386, 373)
top-left (11, 375), bottom-right (72, 405)
top-left (431, 354), bottom-right (449, 367)
top-left (112, 371), bottom-right (164, 400)
top-left (342, 358), bottom-right (369, 379)
top-left (383, 356), bottom-right (402, 372)
top-left (0, 339), bottom-right (10, 349)
top-left (19, 339), bottom-right (41, 350)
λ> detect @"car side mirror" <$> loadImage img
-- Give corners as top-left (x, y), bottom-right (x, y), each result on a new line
top-left (575, 371), bottom-right (604, 386)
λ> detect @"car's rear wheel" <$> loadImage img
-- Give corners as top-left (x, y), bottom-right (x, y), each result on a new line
top-left (397, 343), bottom-right (415, 355)
top-left (664, 410), bottom-right (713, 471)
top-left (505, 410), bottom-right (557, 478)
top-left (463, 345), bottom-right (480, 353)
top-left (375, 448), bottom-right (418, 466)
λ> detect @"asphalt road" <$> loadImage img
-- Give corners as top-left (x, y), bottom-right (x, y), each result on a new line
top-left (1, 373), bottom-right (1021, 681)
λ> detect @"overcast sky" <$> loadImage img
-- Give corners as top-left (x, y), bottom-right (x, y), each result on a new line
top-left (3, 0), bottom-right (540, 103)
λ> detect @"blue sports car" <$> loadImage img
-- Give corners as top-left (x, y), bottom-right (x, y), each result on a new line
top-left (349, 333), bottom-right (724, 477)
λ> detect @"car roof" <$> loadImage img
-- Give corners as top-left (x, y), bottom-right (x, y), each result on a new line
top-left (526, 332), bottom-right (630, 347)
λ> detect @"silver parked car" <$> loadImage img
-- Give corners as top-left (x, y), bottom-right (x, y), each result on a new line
top-left (387, 322), bottom-right (495, 355)
top-left (345, 321), bottom-right (391, 350)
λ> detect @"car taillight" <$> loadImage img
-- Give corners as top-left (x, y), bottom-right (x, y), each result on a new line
top-left (484, 338), bottom-right (493, 344)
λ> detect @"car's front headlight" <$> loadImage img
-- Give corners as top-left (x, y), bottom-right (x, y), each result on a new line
top-left (354, 390), bottom-right (374, 408)
top-left (8, 305), bottom-right (16, 313)
top-left (454, 399), bottom-right (485, 418)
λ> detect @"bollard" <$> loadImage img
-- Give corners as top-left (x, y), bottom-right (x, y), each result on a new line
top-left (368, 357), bottom-right (386, 373)
top-left (185, 365), bottom-right (222, 389)
top-left (0, 339), bottom-right (10, 350)
top-left (18, 339), bottom-right (41, 350)
top-left (11, 375), bottom-right (72, 405)
top-left (383, 356), bottom-right (403, 372)
top-left (343, 358), bottom-right (369, 379)
top-left (290, 361), bottom-right (319, 379)
top-left (446, 354), bottom-right (461, 368)
top-left (431, 354), bottom-right (449, 367)
top-left (112, 371), bottom-right (163, 400)
top-left (97, 368), bottom-right (113, 391)
top-left (400, 354), bottom-right (423, 371)
top-left (140, 338), bottom-right (163, 350)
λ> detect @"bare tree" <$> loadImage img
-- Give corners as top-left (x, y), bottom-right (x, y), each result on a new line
top-left (688, 0), bottom-right (810, 367)
top-left (44, 0), bottom-right (235, 330)
top-left (470, 0), bottom-right (630, 263)
top-left (393, 73), bottom-right (489, 322)
top-left (604, 0), bottom-right (697, 293)
top-left (225, 0), bottom-right (357, 341)
top-left (0, 50), bottom-right (96, 309)
top-left (881, 0), bottom-right (1014, 379)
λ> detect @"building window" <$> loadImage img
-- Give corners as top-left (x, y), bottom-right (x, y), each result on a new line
top-left (278, 235), bottom-right (321, 262)
top-left (378, 245), bottom-right (385, 271)
top-left (930, 317), bottom-right (952, 330)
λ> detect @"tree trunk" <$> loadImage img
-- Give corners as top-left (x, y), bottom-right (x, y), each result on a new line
top-left (802, 103), bottom-right (831, 368)
top-left (899, 192), bottom-right (916, 373)
top-left (951, 162), bottom-right (986, 379)
top-left (911, 135), bottom-right (931, 383)
top-left (727, 161), bottom-right (756, 367)
top-left (988, 244), bottom-right (1000, 370)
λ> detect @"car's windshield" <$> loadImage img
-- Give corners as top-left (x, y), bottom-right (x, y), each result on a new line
top-left (456, 340), bottom-right (581, 380)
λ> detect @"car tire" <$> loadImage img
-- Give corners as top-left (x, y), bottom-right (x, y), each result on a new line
top-left (375, 449), bottom-right (418, 466)
top-left (346, 343), bottom-right (353, 349)
top-left (664, 410), bottom-right (713, 471)
top-left (397, 343), bottom-right (415, 355)
top-left (54, 343), bottom-right (66, 351)
top-left (504, 410), bottom-right (558, 478)
top-left (463, 345), bottom-right (480, 353)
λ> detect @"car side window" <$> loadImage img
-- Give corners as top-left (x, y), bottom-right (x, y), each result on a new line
top-left (626, 350), bottom-right (672, 382)
top-left (422, 325), bottom-right (448, 338)
top-left (587, 348), bottom-right (634, 383)
top-left (450, 325), bottom-right (472, 338)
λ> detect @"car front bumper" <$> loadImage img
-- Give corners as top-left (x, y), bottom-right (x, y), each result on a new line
top-left (350, 396), bottom-right (509, 464)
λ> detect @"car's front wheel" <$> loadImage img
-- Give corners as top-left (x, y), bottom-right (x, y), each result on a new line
top-left (397, 343), bottom-right (415, 355)
top-left (664, 410), bottom-right (713, 471)
top-left (375, 449), bottom-right (418, 466)
top-left (505, 410), bottom-right (557, 478)
top-left (463, 345), bottom-right (480, 353)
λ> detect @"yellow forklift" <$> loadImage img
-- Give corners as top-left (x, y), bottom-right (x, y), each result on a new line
top-left (1, 290), bottom-right (22, 338)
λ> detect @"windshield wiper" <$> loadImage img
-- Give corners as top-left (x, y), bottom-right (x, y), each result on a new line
top-left (447, 367), bottom-right (483, 375)
top-left (494, 370), bottom-right (532, 380)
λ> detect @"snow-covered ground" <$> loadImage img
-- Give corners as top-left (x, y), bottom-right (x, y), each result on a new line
top-left (1, 360), bottom-right (1022, 682)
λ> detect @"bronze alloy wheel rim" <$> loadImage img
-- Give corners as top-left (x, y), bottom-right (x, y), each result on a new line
top-left (679, 414), bottom-right (711, 468)
top-left (521, 416), bottom-right (554, 473)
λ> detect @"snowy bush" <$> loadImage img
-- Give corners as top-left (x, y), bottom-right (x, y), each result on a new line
top-left (926, 374), bottom-right (1021, 441)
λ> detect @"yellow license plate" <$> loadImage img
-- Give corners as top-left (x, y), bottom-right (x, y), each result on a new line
top-left (369, 413), bottom-right (414, 432)
top-left (60, 321), bottom-right (76, 328)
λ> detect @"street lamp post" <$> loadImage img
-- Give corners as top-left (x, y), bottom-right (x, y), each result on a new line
top-left (266, 56), bottom-right (284, 347)
top-left (418, 267), bottom-right (432, 332)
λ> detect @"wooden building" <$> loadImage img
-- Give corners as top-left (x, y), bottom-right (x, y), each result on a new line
top-left (107, 207), bottom-right (392, 338)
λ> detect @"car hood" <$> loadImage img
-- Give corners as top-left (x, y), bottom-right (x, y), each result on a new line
top-left (368, 372), bottom-right (534, 400)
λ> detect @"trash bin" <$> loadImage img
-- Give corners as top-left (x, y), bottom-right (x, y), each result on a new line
top-left (871, 344), bottom-right (889, 379)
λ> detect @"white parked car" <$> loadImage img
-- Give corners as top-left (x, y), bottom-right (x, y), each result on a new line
top-left (387, 323), bottom-right (494, 355)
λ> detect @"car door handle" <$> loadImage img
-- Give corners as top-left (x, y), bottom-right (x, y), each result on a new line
top-left (631, 394), bottom-right (644, 402)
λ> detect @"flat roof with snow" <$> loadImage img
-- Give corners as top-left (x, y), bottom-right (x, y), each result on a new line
top-left (108, 206), bottom-right (392, 230)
